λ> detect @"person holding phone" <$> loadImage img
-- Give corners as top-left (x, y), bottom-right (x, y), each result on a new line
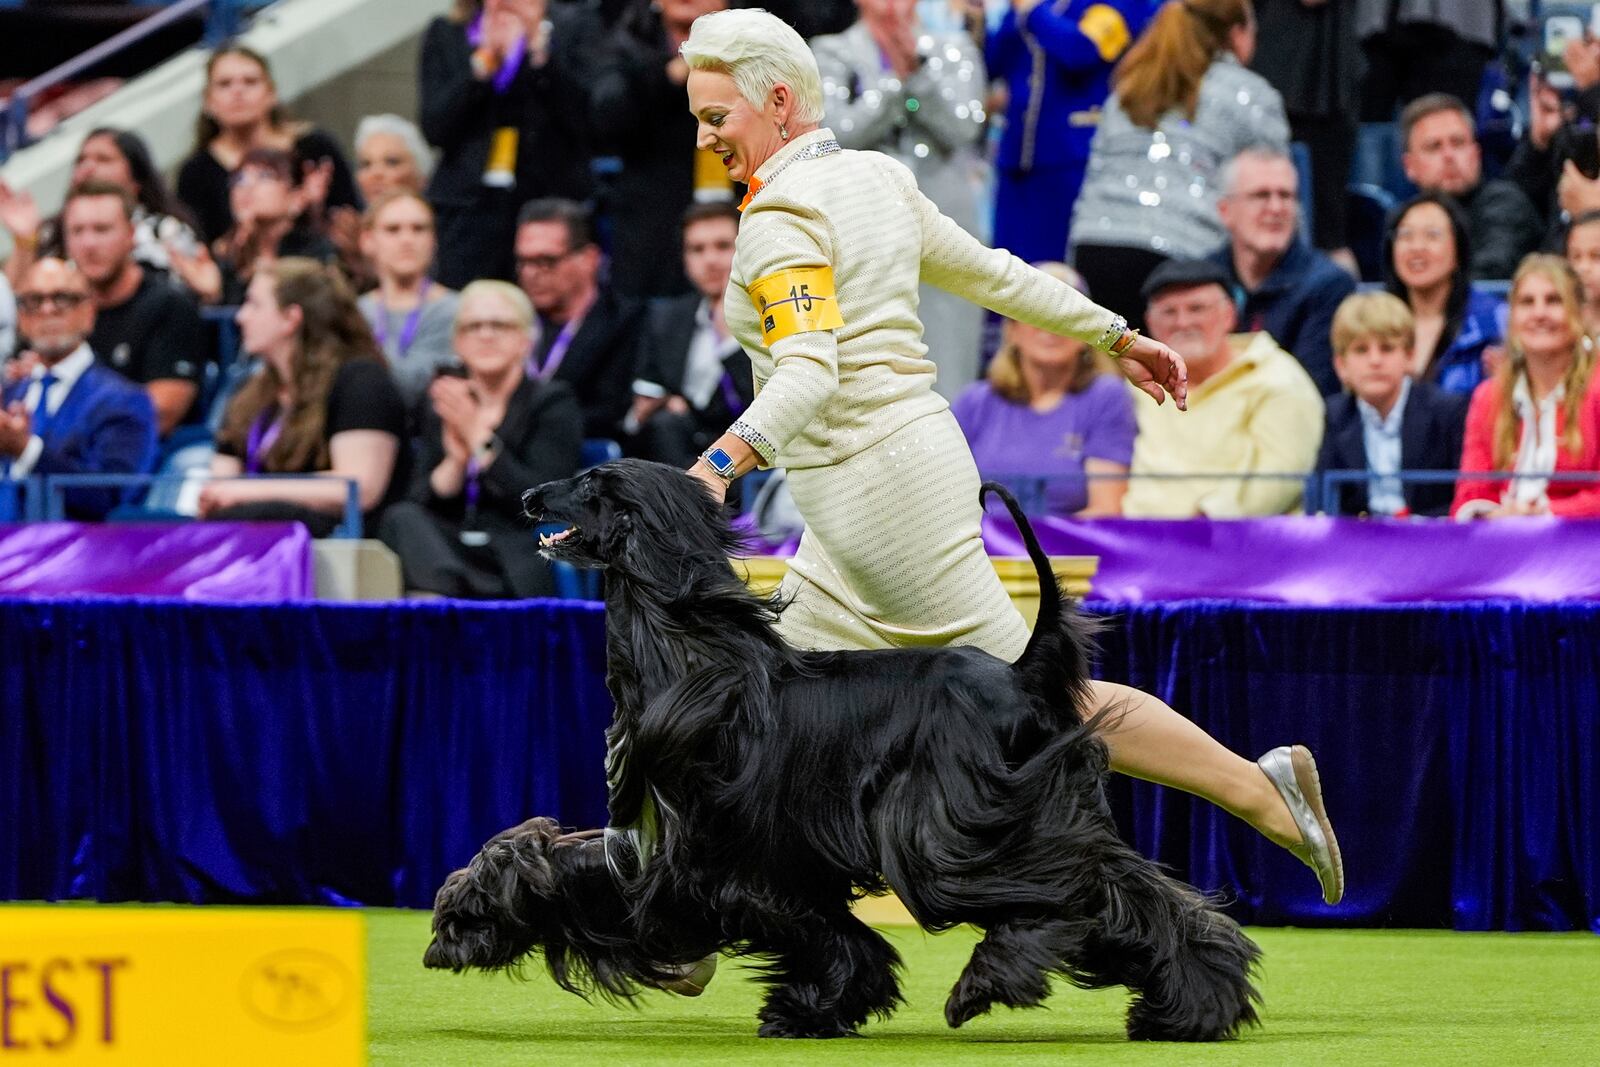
top-left (379, 280), bottom-right (582, 597)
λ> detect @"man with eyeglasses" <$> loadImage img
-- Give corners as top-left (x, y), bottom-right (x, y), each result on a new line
top-left (513, 197), bottom-right (643, 437)
top-left (1122, 257), bottom-right (1323, 519)
top-left (63, 180), bottom-right (206, 438)
top-left (1207, 146), bottom-right (1353, 398)
top-left (0, 258), bottom-right (157, 520)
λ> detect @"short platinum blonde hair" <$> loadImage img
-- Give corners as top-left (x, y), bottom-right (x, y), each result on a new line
top-left (457, 279), bottom-right (534, 333)
top-left (354, 113), bottom-right (435, 182)
top-left (680, 9), bottom-right (824, 126)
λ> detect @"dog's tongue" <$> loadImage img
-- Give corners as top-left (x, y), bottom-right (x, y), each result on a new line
top-left (538, 527), bottom-right (576, 548)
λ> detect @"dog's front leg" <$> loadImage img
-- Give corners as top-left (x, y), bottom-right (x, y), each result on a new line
top-left (746, 909), bottom-right (903, 1039)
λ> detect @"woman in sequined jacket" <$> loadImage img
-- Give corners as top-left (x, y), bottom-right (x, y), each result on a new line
top-left (1069, 0), bottom-right (1288, 330)
top-left (667, 8), bottom-right (1343, 916)
top-left (811, 0), bottom-right (991, 396)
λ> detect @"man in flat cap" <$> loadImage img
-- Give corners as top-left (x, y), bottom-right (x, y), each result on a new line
top-left (1123, 258), bottom-right (1324, 517)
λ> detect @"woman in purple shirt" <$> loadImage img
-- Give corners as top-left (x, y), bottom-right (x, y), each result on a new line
top-left (952, 263), bottom-right (1136, 516)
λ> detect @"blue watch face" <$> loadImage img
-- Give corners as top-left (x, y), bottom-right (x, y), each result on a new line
top-left (706, 448), bottom-right (735, 473)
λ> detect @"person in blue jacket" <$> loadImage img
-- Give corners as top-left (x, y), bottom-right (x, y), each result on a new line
top-left (986, 0), bottom-right (1149, 264)
top-left (0, 258), bottom-right (157, 520)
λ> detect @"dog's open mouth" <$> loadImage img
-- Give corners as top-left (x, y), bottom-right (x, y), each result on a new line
top-left (538, 526), bottom-right (577, 550)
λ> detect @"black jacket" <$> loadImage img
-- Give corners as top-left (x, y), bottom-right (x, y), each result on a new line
top-left (635, 293), bottom-right (754, 419)
top-left (410, 376), bottom-right (583, 530)
top-left (418, 10), bottom-right (598, 211)
top-left (1457, 179), bottom-right (1543, 282)
top-left (1315, 379), bottom-right (1469, 517)
top-left (531, 286), bottom-right (645, 437)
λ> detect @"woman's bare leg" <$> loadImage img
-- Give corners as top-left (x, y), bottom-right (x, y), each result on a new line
top-left (1091, 680), bottom-right (1301, 847)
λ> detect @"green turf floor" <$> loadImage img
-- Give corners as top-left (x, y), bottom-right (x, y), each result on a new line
top-left (369, 909), bottom-right (1599, 1066)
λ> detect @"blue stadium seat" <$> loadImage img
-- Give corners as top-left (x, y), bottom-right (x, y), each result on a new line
top-left (580, 437), bottom-right (621, 470)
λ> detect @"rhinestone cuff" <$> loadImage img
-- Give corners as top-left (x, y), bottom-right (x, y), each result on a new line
top-left (729, 420), bottom-right (777, 467)
top-left (1094, 315), bottom-right (1130, 354)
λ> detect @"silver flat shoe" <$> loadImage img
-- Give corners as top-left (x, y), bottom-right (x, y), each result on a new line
top-left (1257, 744), bottom-right (1345, 905)
top-left (657, 954), bottom-right (718, 997)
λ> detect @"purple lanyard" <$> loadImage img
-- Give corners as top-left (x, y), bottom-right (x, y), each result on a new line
top-left (466, 14), bottom-right (526, 94)
top-left (464, 455), bottom-right (482, 513)
top-left (245, 407), bottom-right (285, 474)
top-left (371, 280), bottom-right (432, 357)
top-left (718, 370), bottom-right (745, 417)
top-left (532, 317), bottom-right (580, 380)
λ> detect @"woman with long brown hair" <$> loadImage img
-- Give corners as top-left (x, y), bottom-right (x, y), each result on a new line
top-left (176, 44), bottom-right (359, 244)
top-left (1453, 254), bottom-right (1600, 518)
top-left (202, 258), bottom-right (408, 537)
top-left (1068, 0), bottom-right (1286, 329)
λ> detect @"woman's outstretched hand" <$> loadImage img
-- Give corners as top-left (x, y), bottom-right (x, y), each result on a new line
top-left (1117, 334), bottom-right (1188, 411)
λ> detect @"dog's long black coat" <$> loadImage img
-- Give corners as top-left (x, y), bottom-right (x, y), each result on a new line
top-left (426, 459), bottom-right (1261, 1041)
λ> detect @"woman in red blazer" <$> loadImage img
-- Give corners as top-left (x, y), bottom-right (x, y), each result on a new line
top-left (1453, 254), bottom-right (1600, 519)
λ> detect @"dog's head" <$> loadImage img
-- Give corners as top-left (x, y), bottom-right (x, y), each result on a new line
top-left (522, 459), bottom-right (744, 574)
top-left (422, 825), bottom-right (608, 979)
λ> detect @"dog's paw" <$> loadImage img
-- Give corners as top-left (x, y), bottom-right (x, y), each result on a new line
top-left (756, 1018), bottom-right (862, 1039)
top-left (944, 999), bottom-right (988, 1029)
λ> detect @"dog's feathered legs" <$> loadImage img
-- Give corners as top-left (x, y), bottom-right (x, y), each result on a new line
top-left (744, 908), bottom-right (904, 1038)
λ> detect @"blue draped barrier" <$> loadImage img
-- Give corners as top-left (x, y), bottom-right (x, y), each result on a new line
top-left (0, 598), bottom-right (613, 908)
top-left (2, 597), bottom-right (1595, 932)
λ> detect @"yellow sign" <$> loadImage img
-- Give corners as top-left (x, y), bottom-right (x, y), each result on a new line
top-left (746, 266), bottom-right (845, 345)
top-left (0, 907), bottom-right (363, 1063)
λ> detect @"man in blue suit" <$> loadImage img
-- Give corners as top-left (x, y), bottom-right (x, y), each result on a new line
top-left (0, 258), bottom-right (157, 520)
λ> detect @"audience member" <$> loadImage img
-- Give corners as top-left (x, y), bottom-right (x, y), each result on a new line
top-left (812, 0), bottom-right (990, 395)
top-left (750, 0), bottom-right (855, 39)
top-left (1454, 255), bottom-right (1600, 519)
top-left (419, 0), bottom-right (600, 288)
top-left (1398, 94), bottom-right (1541, 282)
top-left (592, 0), bottom-right (731, 299)
top-left (1249, 0), bottom-right (1359, 270)
top-left (357, 191), bottom-right (461, 414)
top-left (515, 198), bottom-right (643, 437)
top-left (1, 129), bottom-right (213, 301)
top-left (176, 44), bottom-right (359, 245)
top-left (206, 258), bottom-right (407, 537)
top-left (380, 280), bottom-right (582, 598)
top-left (64, 182), bottom-right (206, 437)
top-left (987, 0), bottom-right (1145, 266)
top-left (1382, 193), bottom-right (1502, 397)
top-left (340, 114), bottom-right (435, 292)
top-left (951, 262), bottom-right (1135, 517)
top-left (211, 148), bottom-right (339, 306)
top-left (353, 114), bottom-right (433, 203)
top-left (0, 258), bottom-right (157, 519)
top-left (1070, 0), bottom-right (1288, 329)
top-left (1209, 145), bottom-right (1354, 397)
top-left (1317, 291), bottom-right (1469, 517)
top-left (1356, 0), bottom-right (1495, 124)
top-left (1568, 211), bottom-right (1600, 338)
top-left (627, 202), bottom-right (752, 467)
top-left (1122, 258), bottom-right (1323, 517)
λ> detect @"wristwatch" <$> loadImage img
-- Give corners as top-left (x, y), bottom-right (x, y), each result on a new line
top-left (699, 446), bottom-right (737, 485)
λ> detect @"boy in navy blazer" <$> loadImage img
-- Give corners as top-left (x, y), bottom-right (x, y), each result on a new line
top-left (0, 258), bottom-right (157, 520)
top-left (1316, 291), bottom-right (1469, 517)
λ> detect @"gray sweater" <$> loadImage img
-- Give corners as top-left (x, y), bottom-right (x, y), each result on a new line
top-left (1069, 55), bottom-right (1288, 261)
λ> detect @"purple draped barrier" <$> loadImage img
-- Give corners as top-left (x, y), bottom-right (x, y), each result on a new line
top-left (980, 515), bottom-right (1600, 603)
top-left (0, 523), bottom-right (313, 601)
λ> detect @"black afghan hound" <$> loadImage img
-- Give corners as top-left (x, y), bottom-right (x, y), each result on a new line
top-left (425, 459), bottom-right (1260, 1042)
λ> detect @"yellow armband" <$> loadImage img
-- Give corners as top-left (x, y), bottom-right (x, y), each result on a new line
top-left (747, 266), bottom-right (845, 345)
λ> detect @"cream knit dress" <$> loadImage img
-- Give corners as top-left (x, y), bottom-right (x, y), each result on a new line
top-left (723, 128), bottom-right (1123, 661)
